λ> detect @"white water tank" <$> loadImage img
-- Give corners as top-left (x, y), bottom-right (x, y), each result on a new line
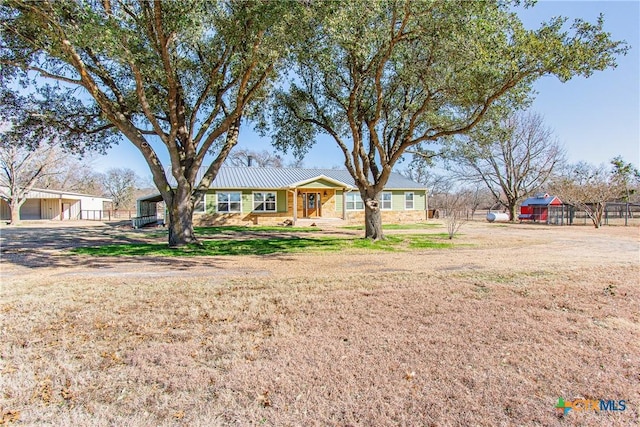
top-left (486, 212), bottom-right (510, 222)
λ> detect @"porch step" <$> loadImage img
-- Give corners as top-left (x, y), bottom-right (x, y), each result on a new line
top-left (295, 218), bottom-right (348, 228)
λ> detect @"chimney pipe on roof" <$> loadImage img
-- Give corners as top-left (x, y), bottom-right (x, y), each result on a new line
top-left (247, 155), bottom-right (253, 167)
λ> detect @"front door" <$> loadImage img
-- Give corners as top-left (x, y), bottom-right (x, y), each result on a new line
top-left (302, 192), bottom-right (321, 217)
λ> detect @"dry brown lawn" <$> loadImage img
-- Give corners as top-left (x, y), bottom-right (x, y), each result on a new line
top-left (1, 221), bottom-right (639, 426)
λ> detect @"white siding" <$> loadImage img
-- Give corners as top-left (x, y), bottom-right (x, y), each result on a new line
top-left (40, 199), bottom-right (82, 220)
top-left (0, 187), bottom-right (111, 221)
top-left (41, 199), bottom-right (60, 220)
top-left (20, 199), bottom-right (41, 220)
top-left (0, 200), bottom-right (10, 220)
top-left (64, 199), bottom-right (81, 220)
top-left (79, 196), bottom-right (105, 211)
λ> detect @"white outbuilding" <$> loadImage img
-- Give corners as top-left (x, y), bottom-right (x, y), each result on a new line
top-left (0, 187), bottom-right (112, 221)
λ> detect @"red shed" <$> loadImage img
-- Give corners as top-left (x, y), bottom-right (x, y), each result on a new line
top-left (519, 194), bottom-right (563, 223)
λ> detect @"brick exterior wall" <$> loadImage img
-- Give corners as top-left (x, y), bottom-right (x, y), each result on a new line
top-left (344, 210), bottom-right (426, 224)
top-left (194, 208), bottom-right (427, 226)
top-left (193, 188), bottom-right (427, 226)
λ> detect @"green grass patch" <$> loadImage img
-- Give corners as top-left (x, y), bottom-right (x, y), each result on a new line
top-left (350, 235), bottom-right (403, 251)
top-left (406, 234), bottom-right (455, 249)
top-left (124, 225), bottom-right (321, 240)
top-left (72, 236), bottom-right (342, 257)
top-left (194, 225), bottom-right (320, 235)
top-left (341, 222), bottom-right (440, 230)
top-left (71, 233), bottom-right (455, 257)
top-left (424, 232), bottom-right (455, 239)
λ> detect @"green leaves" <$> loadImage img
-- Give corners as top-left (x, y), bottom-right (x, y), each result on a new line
top-left (0, 85), bottom-right (117, 154)
top-left (0, 1), bottom-right (629, 241)
top-left (267, 1), bottom-right (625, 184)
top-left (1, 0), bottom-right (313, 245)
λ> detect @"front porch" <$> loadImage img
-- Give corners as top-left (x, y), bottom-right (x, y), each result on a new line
top-left (292, 188), bottom-right (345, 221)
top-left (289, 175), bottom-right (351, 224)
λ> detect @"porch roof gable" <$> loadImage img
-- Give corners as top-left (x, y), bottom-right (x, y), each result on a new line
top-left (287, 175), bottom-right (353, 189)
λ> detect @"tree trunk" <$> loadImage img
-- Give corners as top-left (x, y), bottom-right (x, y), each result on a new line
top-left (593, 204), bottom-right (604, 229)
top-left (9, 200), bottom-right (21, 225)
top-left (166, 188), bottom-right (199, 247)
top-left (508, 202), bottom-right (518, 222)
top-left (364, 196), bottom-right (384, 240)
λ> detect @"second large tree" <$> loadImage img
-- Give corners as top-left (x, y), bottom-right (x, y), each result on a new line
top-left (270, 0), bottom-right (626, 240)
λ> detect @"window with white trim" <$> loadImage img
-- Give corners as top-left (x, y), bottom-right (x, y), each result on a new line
top-left (194, 194), bottom-right (206, 213)
top-left (253, 192), bottom-right (276, 212)
top-left (405, 192), bottom-right (414, 210)
top-left (381, 192), bottom-right (392, 210)
top-left (217, 192), bottom-right (241, 213)
top-left (345, 192), bottom-right (364, 210)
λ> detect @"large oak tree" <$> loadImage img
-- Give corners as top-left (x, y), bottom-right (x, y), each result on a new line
top-left (1, 0), bottom-right (304, 246)
top-left (268, 0), bottom-right (626, 240)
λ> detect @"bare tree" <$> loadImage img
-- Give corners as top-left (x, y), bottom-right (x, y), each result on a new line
top-left (39, 155), bottom-right (104, 196)
top-left (402, 156), bottom-right (451, 211)
top-left (100, 168), bottom-right (140, 211)
top-left (551, 162), bottom-right (624, 228)
top-left (450, 112), bottom-right (564, 221)
top-left (287, 157), bottom-right (305, 168)
top-left (225, 149), bottom-right (283, 168)
top-left (442, 192), bottom-right (468, 239)
top-left (0, 138), bottom-right (65, 224)
top-left (459, 185), bottom-right (495, 220)
top-left (402, 157), bottom-right (452, 194)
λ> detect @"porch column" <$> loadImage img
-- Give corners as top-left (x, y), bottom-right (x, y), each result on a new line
top-left (293, 188), bottom-right (298, 225)
top-left (425, 187), bottom-right (429, 221)
top-left (342, 188), bottom-right (347, 220)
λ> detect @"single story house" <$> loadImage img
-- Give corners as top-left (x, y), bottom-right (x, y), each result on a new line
top-left (137, 167), bottom-right (428, 226)
top-left (0, 187), bottom-right (112, 221)
top-left (519, 194), bottom-right (564, 224)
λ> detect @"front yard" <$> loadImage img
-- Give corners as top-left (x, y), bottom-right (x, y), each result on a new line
top-left (1, 221), bottom-right (638, 426)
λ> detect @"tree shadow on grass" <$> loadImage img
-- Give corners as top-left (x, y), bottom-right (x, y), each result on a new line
top-left (0, 225), bottom-right (351, 270)
top-left (71, 236), bottom-right (345, 257)
top-left (1, 225), bottom-right (452, 271)
top-left (2, 249), bottom-right (293, 272)
top-left (194, 226), bottom-right (320, 235)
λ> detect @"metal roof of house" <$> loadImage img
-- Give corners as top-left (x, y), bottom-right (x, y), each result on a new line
top-left (139, 167), bottom-right (425, 202)
top-left (207, 167), bottom-right (425, 190)
top-left (521, 194), bottom-right (562, 206)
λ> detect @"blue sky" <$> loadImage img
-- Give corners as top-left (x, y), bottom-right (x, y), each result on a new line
top-left (94, 1), bottom-right (640, 180)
